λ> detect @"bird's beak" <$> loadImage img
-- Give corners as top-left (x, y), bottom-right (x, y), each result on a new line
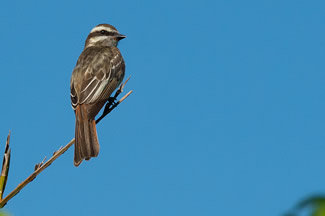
top-left (116, 34), bottom-right (126, 40)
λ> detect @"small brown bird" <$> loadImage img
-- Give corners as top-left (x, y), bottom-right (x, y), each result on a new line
top-left (70, 24), bottom-right (126, 166)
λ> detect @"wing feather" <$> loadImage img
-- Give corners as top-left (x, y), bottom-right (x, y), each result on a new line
top-left (70, 46), bottom-right (125, 114)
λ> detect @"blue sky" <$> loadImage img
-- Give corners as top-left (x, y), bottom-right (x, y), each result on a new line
top-left (0, 0), bottom-right (324, 215)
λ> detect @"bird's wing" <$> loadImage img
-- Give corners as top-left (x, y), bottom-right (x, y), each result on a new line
top-left (70, 47), bottom-right (125, 110)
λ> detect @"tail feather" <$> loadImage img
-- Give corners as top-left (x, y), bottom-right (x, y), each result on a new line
top-left (74, 105), bottom-right (100, 166)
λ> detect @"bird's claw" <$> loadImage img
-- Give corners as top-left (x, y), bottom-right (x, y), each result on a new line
top-left (107, 97), bottom-right (117, 107)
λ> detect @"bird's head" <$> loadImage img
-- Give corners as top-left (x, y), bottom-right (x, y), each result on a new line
top-left (84, 24), bottom-right (126, 48)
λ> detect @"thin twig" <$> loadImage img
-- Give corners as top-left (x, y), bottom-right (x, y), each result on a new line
top-left (0, 132), bottom-right (11, 200)
top-left (0, 78), bottom-right (132, 208)
top-left (34, 156), bottom-right (47, 171)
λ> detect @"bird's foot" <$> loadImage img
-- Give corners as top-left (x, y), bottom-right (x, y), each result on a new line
top-left (107, 96), bottom-right (117, 107)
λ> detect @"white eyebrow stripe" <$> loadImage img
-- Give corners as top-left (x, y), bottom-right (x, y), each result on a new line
top-left (90, 26), bottom-right (117, 33)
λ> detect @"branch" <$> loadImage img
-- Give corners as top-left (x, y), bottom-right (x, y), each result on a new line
top-left (0, 78), bottom-right (132, 208)
top-left (0, 138), bottom-right (75, 208)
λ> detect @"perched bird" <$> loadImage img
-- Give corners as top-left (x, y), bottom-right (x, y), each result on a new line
top-left (70, 24), bottom-right (126, 166)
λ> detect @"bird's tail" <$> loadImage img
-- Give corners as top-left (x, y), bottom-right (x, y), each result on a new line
top-left (74, 105), bottom-right (100, 166)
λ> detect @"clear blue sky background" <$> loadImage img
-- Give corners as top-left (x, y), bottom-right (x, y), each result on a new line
top-left (0, 0), bottom-right (324, 215)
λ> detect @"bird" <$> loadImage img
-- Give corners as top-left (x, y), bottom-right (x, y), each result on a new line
top-left (70, 24), bottom-right (126, 166)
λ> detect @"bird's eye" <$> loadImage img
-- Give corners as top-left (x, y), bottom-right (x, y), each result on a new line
top-left (100, 30), bottom-right (106, 34)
